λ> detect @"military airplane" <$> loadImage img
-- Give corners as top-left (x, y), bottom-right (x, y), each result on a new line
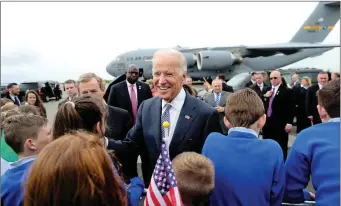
top-left (106, 2), bottom-right (340, 81)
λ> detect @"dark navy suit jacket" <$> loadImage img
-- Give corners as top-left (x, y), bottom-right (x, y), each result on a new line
top-left (110, 92), bottom-right (222, 186)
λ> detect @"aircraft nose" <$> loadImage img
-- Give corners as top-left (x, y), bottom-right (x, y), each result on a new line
top-left (106, 60), bottom-right (117, 76)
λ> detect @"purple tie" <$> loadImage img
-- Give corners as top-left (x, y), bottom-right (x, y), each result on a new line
top-left (267, 87), bottom-right (275, 117)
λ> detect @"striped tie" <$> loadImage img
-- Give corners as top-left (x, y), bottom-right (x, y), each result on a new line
top-left (215, 93), bottom-right (220, 106)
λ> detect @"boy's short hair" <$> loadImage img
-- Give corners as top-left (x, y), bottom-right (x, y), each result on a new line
top-left (19, 105), bottom-right (41, 116)
top-left (225, 88), bottom-right (264, 128)
top-left (317, 79), bottom-right (340, 118)
top-left (172, 152), bottom-right (215, 205)
top-left (3, 115), bottom-right (48, 154)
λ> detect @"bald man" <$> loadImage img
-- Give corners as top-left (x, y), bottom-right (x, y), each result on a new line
top-left (262, 70), bottom-right (294, 161)
top-left (204, 79), bottom-right (232, 134)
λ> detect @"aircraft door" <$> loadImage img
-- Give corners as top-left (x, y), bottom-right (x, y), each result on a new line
top-left (139, 68), bottom-right (143, 77)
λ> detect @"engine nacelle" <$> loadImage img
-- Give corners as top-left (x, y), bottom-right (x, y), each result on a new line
top-left (196, 51), bottom-right (237, 70)
top-left (182, 52), bottom-right (196, 67)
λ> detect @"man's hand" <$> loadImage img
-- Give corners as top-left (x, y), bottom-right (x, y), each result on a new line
top-left (203, 81), bottom-right (211, 89)
top-left (215, 106), bottom-right (224, 113)
top-left (308, 116), bottom-right (313, 121)
top-left (309, 192), bottom-right (315, 200)
top-left (264, 90), bottom-right (273, 98)
top-left (285, 124), bottom-right (292, 133)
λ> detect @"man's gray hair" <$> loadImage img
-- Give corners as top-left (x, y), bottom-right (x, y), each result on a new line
top-left (152, 48), bottom-right (187, 76)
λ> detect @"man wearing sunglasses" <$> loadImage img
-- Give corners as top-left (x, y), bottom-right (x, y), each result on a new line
top-left (306, 72), bottom-right (329, 125)
top-left (262, 70), bottom-right (294, 161)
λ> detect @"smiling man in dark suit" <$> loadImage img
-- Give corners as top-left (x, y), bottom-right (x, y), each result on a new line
top-left (110, 48), bottom-right (222, 187)
top-left (108, 64), bottom-right (153, 124)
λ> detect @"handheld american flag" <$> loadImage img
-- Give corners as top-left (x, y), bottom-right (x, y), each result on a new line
top-left (144, 121), bottom-right (183, 206)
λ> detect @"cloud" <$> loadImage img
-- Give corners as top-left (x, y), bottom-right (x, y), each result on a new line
top-left (1, 2), bottom-right (339, 83)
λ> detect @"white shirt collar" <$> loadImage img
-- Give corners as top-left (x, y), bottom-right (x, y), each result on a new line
top-left (328, 117), bottom-right (340, 122)
top-left (126, 80), bottom-right (136, 87)
top-left (318, 83), bottom-right (323, 89)
top-left (257, 82), bottom-right (263, 87)
top-left (162, 88), bottom-right (186, 112)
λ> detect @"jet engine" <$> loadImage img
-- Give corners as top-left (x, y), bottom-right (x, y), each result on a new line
top-left (196, 51), bottom-right (240, 70)
top-left (182, 52), bottom-right (196, 67)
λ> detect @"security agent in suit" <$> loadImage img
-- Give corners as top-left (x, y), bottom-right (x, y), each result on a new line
top-left (5, 83), bottom-right (21, 106)
top-left (110, 49), bottom-right (222, 187)
top-left (306, 72), bottom-right (329, 125)
top-left (107, 64), bottom-right (153, 179)
top-left (249, 73), bottom-right (271, 105)
top-left (108, 64), bottom-right (153, 124)
top-left (245, 72), bottom-right (256, 88)
top-left (262, 70), bottom-right (294, 161)
top-left (203, 79), bottom-right (231, 135)
top-left (216, 74), bottom-right (234, 93)
top-left (58, 79), bottom-right (78, 108)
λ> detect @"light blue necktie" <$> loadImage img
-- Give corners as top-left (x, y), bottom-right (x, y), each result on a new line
top-left (161, 104), bottom-right (172, 139)
top-left (215, 93), bottom-right (220, 106)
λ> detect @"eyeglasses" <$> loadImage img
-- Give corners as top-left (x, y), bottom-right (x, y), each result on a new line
top-left (270, 77), bottom-right (279, 80)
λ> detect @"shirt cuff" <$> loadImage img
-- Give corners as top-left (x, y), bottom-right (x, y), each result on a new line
top-left (303, 189), bottom-right (313, 201)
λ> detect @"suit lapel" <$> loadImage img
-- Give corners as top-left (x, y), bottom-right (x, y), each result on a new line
top-left (169, 94), bottom-right (198, 155)
top-left (152, 98), bottom-right (162, 150)
top-left (219, 92), bottom-right (226, 106)
top-left (122, 82), bottom-right (132, 109)
top-left (136, 82), bottom-right (143, 107)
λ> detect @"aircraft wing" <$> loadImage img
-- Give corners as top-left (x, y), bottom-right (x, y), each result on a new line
top-left (178, 43), bottom-right (339, 57)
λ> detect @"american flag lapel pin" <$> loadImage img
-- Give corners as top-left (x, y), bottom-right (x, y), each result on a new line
top-left (185, 115), bottom-right (190, 120)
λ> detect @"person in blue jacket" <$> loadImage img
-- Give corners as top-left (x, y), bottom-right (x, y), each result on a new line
top-left (1, 114), bottom-right (53, 206)
top-left (23, 131), bottom-right (134, 206)
top-left (202, 88), bottom-right (285, 206)
top-left (284, 79), bottom-right (340, 206)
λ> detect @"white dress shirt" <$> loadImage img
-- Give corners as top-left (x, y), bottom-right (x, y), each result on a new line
top-left (318, 83), bottom-right (323, 90)
top-left (161, 88), bottom-right (186, 150)
top-left (9, 94), bottom-right (20, 105)
top-left (271, 84), bottom-right (280, 96)
top-left (126, 80), bottom-right (138, 103)
top-left (257, 83), bottom-right (264, 91)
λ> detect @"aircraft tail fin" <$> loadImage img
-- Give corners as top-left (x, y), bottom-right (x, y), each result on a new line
top-left (290, 2), bottom-right (340, 43)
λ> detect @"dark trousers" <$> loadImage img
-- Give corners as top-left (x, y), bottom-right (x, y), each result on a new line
top-left (262, 117), bottom-right (289, 162)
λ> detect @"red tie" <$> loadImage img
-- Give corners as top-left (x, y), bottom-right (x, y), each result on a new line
top-left (130, 84), bottom-right (137, 123)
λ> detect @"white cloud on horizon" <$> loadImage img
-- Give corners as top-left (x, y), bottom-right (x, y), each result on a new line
top-left (1, 2), bottom-right (339, 84)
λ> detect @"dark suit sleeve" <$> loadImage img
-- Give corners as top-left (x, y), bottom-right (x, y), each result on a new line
top-left (202, 110), bottom-right (222, 148)
top-left (124, 111), bottom-right (133, 137)
top-left (286, 89), bottom-right (295, 125)
top-left (145, 84), bottom-right (153, 99)
top-left (108, 101), bottom-right (145, 153)
top-left (305, 87), bottom-right (313, 117)
top-left (108, 85), bottom-right (117, 107)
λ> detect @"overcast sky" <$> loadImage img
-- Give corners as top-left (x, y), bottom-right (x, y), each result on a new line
top-left (1, 2), bottom-right (339, 83)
